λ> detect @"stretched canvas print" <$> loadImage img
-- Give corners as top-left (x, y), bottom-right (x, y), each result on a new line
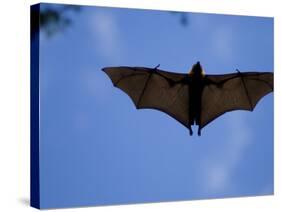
top-left (31, 3), bottom-right (274, 209)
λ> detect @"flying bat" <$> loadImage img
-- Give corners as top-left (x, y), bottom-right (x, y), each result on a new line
top-left (102, 62), bottom-right (273, 136)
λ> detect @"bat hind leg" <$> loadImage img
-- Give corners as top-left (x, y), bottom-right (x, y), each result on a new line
top-left (188, 125), bottom-right (193, 136)
top-left (197, 127), bottom-right (201, 136)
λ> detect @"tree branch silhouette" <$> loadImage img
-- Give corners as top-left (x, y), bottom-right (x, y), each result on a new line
top-left (31, 5), bottom-right (189, 41)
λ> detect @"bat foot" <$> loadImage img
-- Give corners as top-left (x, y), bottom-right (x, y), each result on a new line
top-left (189, 129), bottom-right (193, 136)
top-left (197, 128), bottom-right (201, 136)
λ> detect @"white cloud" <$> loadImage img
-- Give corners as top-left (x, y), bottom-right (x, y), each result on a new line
top-left (190, 14), bottom-right (211, 32)
top-left (91, 11), bottom-right (123, 63)
top-left (210, 26), bottom-right (235, 63)
top-left (206, 165), bottom-right (229, 191)
top-left (202, 113), bottom-right (253, 193)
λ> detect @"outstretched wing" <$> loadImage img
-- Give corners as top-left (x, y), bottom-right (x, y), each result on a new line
top-left (200, 72), bottom-right (273, 129)
top-left (102, 66), bottom-right (191, 129)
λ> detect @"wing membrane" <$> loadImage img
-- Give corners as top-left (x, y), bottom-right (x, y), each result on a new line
top-left (200, 72), bottom-right (273, 129)
top-left (102, 67), bottom-right (190, 128)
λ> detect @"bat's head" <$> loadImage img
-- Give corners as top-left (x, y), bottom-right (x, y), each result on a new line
top-left (189, 61), bottom-right (205, 77)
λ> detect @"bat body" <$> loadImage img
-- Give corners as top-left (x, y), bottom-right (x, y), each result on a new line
top-left (102, 62), bottom-right (273, 136)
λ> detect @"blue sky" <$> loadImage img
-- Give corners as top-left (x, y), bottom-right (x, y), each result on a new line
top-left (38, 4), bottom-right (273, 208)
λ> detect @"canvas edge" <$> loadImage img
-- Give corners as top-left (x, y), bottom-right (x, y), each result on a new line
top-left (30, 3), bottom-right (40, 209)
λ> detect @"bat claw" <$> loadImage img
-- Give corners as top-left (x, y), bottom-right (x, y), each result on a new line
top-left (154, 64), bottom-right (160, 70)
top-left (236, 69), bottom-right (241, 74)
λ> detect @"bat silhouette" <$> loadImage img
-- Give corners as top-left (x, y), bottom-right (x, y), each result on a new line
top-left (102, 62), bottom-right (273, 136)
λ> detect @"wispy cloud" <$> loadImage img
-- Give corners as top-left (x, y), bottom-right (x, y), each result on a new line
top-left (190, 15), bottom-right (235, 64)
top-left (210, 25), bottom-right (235, 63)
top-left (201, 113), bottom-right (253, 193)
top-left (91, 10), bottom-right (124, 64)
